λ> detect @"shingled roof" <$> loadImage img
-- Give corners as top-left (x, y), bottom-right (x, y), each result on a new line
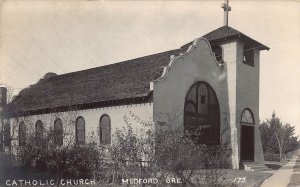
top-left (5, 49), bottom-right (184, 116)
top-left (5, 26), bottom-right (269, 117)
top-left (181, 26), bottom-right (269, 50)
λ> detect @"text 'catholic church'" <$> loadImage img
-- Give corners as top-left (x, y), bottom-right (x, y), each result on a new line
top-left (0, 1), bottom-right (269, 170)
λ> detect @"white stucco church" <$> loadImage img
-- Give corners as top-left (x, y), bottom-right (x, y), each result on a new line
top-left (0, 2), bottom-right (270, 170)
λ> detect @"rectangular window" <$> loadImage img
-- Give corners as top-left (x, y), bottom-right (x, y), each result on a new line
top-left (212, 46), bottom-right (223, 63)
top-left (243, 47), bottom-right (254, 66)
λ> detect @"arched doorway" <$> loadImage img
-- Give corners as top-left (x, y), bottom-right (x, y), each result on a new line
top-left (240, 109), bottom-right (255, 161)
top-left (184, 81), bottom-right (220, 144)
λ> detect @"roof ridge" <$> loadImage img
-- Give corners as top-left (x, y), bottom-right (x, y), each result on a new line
top-left (50, 49), bottom-right (180, 80)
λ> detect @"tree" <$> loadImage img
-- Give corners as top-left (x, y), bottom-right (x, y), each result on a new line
top-left (260, 112), bottom-right (300, 162)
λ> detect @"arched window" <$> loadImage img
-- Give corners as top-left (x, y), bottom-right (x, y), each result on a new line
top-left (35, 121), bottom-right (44, 144)
top-left (241, 109), bottom-right (255, 124)
top-left (184, 82), bottom-right (220, 144)
top-left (19, 122), bottom-right (26, 146)
top-left (54, 118), bottom-right (63, 146)
top-left (240, 108), bottom-right (255, 161)
top-left (76, 117), bottom-right (85, 145)
top-left (4, 123), bottom-right (10, 146)
top-left (99, 115), bottom-right (111, 144)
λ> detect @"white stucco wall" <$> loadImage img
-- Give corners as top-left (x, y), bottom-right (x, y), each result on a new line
top-left (222, 41), bottom-right (240, 169)
top-left (223, 40), bottom-right (265, 165)
top-left (235, 43), bottom-right (264, 164)
top-left (152, 38), bottom-right (238, 167)
top-left (153, 37), bottom-right (265, 169)
top-left (7, 102), bottom-right (153, 149)
top-left (153, 38), bottom-right (226, 128)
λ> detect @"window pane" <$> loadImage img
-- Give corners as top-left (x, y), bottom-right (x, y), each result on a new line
top-left (184, 82), bottom-right (220, 145)
top-left (198, 84), bottom-right (208, 114)
top-left (54, 119), bottom-right (63, 146)
top-left (100, 115), bottom-right (111, 144)
top-left (241, 109), bottom-right (254, 124)
top-left (76, 117), bottom-right (85, 144)
top-left (36, 121), bottom-right (43, 144)
top-left (185, 102), bottom-right (196, 113)
top-left (243, 47), bottom-right (254, 66)
top-left (19, 122), bottom-right (26, 146)
top-left (186, 85), bottom-right (197, 102)
top-left (212, 46), bottom-right (223, 62)
top-left (184, 116), bottom-right (197, 133)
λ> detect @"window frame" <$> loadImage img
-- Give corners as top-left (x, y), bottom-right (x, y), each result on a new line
top-left (75, 116), bottom-right (85, 145)
top-left (99, 114), bottom-right (111, 145)
top-left (243, 46), bottom-right (255, 67)
top-left (184, 81), bottom-right (220, 145)
top-left (54, 118), bottom-right (63, 146)
top-left (240, 108), bottom-right (255, 125)
top-left (211, 45), bottom-right (224, 64)
top-left (35, 120), bottom-right (44, 144)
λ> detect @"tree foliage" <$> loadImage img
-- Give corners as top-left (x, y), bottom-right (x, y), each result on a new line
top-left (260, 112), bottom-right (300, 161)
top-left (154, 126), bottom-right (230, 186)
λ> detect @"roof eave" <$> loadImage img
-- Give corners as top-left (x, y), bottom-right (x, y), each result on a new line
top-left (240, 34), bottom-right (270, 51)
top-left (4, 92), bottom-right (153, 118)
top-left (207, 34), bottom-right (269, 51)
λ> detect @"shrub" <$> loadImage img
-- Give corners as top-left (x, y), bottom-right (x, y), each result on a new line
top-left (11, 112), bottom-right (232, 186)
top-left (98, 125), bottom-right (155, 184)
top-left (154, 127), bottom-right (230, 186)
top-left (264, 152), bottom-right (280, 162)
top-left (17, 134), bottom-right (106, 180)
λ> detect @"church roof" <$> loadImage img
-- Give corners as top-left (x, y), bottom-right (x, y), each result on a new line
top-left (4, 26), bottom-right (269, 117)
top-left (5, 49), bottom-right (183, 117)
top-left (181, 26), bottom-right (269, 50)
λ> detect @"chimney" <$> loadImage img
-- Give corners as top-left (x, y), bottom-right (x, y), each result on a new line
top-left (0, 86), bottom-right (7, 153)
top-left (0, 86), bottom-right (7, 107)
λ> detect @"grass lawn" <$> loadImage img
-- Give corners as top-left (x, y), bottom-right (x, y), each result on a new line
top-left (287, 174), bottom-right (300, 187)
top-left (220, 169), bottom-right (272, 187)
top-left (86, 170), bottom-right (272, 187)
top-left (0, 168), bottom-right (273, 187)
top-left (152, 169), bottom-right (273, 187)
top-left (0, 164), bottom-right (275, 187)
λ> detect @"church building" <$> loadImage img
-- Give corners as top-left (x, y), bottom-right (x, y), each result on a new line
top-left (0, 2), bottom-right (269, 170)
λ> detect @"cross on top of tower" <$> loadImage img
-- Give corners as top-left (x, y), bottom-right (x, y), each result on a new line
top-left (221, 0), bottom-right (231, 26)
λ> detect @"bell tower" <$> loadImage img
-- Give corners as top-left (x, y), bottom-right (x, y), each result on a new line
top-left (199, 0), bottom-right (270, 168)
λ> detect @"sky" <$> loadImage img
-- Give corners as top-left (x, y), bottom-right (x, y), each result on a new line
top-left (0, 0), bottom-right (300, 135)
